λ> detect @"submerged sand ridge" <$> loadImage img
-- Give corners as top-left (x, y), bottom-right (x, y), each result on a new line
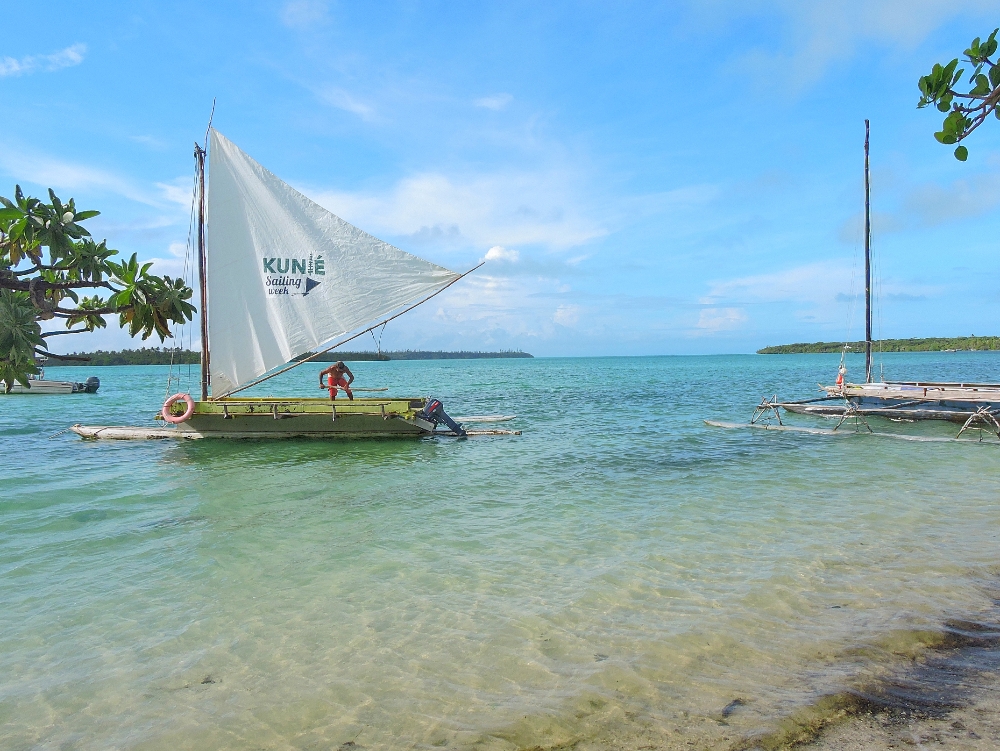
top-left (803, 616), bottom-right (1000, 750)
top-left (473, 578), bottom-right (1000, 751)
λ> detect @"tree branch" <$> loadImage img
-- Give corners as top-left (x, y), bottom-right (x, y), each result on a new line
top-left (41, 329), bottom-right (92, 338)
top-left (952, 86), bottom-right (1000, 142)
top-left (0, 277), bottom-right (115, 292)
top-left (51, 305), bottom-right (120, 316)
top-left (12, 263), bottom-right (85, 276)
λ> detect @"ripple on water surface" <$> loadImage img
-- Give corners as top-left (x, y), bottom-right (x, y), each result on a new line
top-left (1, 354), bottom-right (999, 750)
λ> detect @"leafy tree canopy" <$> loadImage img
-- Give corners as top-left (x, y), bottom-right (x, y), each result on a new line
top-left (0, 186), bottom-right (195, 391)
top-left (918, 28), bottom-right (1000, 160)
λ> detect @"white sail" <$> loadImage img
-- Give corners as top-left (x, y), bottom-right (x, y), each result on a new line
top-left (205, 129), bottom-right (460, 395)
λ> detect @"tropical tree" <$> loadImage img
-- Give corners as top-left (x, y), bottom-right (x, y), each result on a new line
top-left (918, 28), bottom-right (1000, 160)
top-left (0, 186), bottom-right (196, 391)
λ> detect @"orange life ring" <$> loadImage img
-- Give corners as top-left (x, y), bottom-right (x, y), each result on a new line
top-left (162, 393), bottom-right (196, 423)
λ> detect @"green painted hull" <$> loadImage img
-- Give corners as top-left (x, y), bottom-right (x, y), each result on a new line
top-left (165, 396), bottom-right (436, 438)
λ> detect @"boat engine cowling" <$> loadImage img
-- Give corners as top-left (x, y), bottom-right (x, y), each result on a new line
top-left (418, 398), bottom-right (466, 436)
top-left (84, 376), bottom-right (100, 394)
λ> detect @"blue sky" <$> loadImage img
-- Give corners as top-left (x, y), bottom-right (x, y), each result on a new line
top-left (4, 1), bottom-right (1000, 356)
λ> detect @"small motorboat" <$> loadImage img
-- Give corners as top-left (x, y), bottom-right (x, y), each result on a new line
top-left (2, 372), bottom-right (100, 395)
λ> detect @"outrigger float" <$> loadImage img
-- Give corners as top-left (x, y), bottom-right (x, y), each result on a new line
top-left (719, 120), bottom-right (1000, 442)
top-left (71, 400), bottom-right (518, 440)
top-left (70, 399), bottom-right (519, 440)
top-left (72, 128), bottom-right (517, 441)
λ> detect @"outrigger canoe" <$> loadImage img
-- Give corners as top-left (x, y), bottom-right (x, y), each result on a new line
top-left (72, 128), bottom-right (515, 441)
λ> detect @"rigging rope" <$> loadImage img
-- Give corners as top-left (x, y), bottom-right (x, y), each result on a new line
top-left (369, 321), bottom-right (387, 357)
top-left (165, 153), bottom-right (201, 399)
top-left (841, 192), bottom-right (864, 377)
top-left (214, 262), bottom-right (484, 399)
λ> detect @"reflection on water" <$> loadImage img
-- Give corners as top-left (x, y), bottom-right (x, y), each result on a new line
top-left (1, 353), bottom-right (999, 750)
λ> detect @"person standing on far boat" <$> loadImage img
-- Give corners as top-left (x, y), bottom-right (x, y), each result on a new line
top-left (319, 361), bottom-right (354, 400)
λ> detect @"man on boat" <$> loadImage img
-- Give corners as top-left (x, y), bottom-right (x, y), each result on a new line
top-left (319, 361), bottom-right (354, 400)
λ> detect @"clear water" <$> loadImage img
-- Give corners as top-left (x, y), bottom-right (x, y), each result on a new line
top-left (2, 353), bottom-right (999, 750)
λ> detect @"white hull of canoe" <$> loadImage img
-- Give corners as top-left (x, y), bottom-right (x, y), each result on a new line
top-left (70, 424), bottom-right (519, 440)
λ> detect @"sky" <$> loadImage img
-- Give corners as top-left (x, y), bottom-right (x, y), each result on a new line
top-left (4, 0), bottom-right (1000, 356)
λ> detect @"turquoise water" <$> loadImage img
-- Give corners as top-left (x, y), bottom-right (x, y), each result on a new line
top-left (2, 353), bottom-right (999, 750)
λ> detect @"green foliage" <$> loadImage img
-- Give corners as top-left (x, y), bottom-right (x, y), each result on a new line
top-left (44, 347), bottom-right (201, 366)
top-left (0, 290), bottom-right (43, 391)
top-left (918, 28), bottom-right (1000, 160)
top-left (757, 336), bottom-right (1000, 354)
top-left (0, 185), bottom-right (196, 388)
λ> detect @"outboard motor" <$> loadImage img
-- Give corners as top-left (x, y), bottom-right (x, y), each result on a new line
top-left (418, 397), bottom-right (466, 436)
top-left (84, 376), bottom-right (100, 394)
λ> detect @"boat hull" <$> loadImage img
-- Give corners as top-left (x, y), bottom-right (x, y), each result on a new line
top-left (74, 396), bottom-right (437, 439)
top-left (781, 381), bottom-right (1000, 423)
top-left (2, 378), bottom-right (99, 395)
top-left (70, 398), bottom-right (523, 440)
top-left (181, 396), bottom-right (434, 437)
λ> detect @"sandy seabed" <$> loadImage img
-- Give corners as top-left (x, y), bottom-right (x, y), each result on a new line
top-left (810, 699), bottom-right (1000, 750)
top-left (808, 652), bottom-right (1000, 750)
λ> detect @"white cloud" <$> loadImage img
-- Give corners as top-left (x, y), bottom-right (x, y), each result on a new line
top-left (130, 135), bottom-right (168, 150)
top-left (156, 177), bottom-right (195, 209)
top-left (147, 242), bottom-right (193, 280)
top-left (553, 304), bottom-right (582, 327)
top-left (281, 0), bottom-right (329, 28)
top-left (0, 145), bottom-right (157, 206)
top-left (696, 307), bottom-right (748, 333)
top-left (485, 245), bottom-right (519, 262)
top-left (417, 272), bottom-right (570, 343)
top-left (310, 170), bottom-right (606, 251)
top-left (474, 93), bottom-right (513, 111)
top-left (0, 43), bottom-right (86, 78)
top-left (698, 259), bottom-right (944, 338)
top-left (701, 260), bottom-right (852, 305)
top-left (720, 0), bottom-right (1000, 90)
top-left (317, 87), bottom-right (376, 121)
top-left (903, 169), bottom-right (1000, 226)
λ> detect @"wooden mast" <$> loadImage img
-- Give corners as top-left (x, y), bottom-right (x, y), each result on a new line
top-left (864, 119), bottom-right (872, 384)
top-left (195, 143), bottom-right (210, 401)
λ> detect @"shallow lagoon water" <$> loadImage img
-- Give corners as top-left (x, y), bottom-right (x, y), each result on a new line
top-left (1, 353), bottom-right (998, 750)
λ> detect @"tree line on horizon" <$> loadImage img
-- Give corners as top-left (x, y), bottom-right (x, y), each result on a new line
top-left (758, 336), bottom-right (1000, 354)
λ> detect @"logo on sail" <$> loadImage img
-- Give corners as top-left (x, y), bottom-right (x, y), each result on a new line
top-left (263, 253), bottom-right (324, 295)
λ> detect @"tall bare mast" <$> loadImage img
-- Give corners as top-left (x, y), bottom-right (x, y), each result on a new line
top-left (195, 144), bottom-right (210, 401)
top-left (864, 119), bottom-right (872, 384)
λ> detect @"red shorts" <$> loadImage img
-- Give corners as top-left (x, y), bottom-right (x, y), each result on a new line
top-left (327, 375), bottom-right (351, 396)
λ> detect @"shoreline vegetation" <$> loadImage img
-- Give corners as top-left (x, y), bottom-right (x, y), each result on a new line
top-left (43, 348), bottom-right (533, 366)
top-left (758, 336), bottom-right (1000, 354)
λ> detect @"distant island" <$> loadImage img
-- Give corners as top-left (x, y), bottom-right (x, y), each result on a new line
top-left (758, 336), bottom-right (1000, 354)
top-left (44, 347), bottom-right (532, 365)
top-left (296, 350), bottom-right (533, 362)
top-left (44, 348), bottom-right (201, 366)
